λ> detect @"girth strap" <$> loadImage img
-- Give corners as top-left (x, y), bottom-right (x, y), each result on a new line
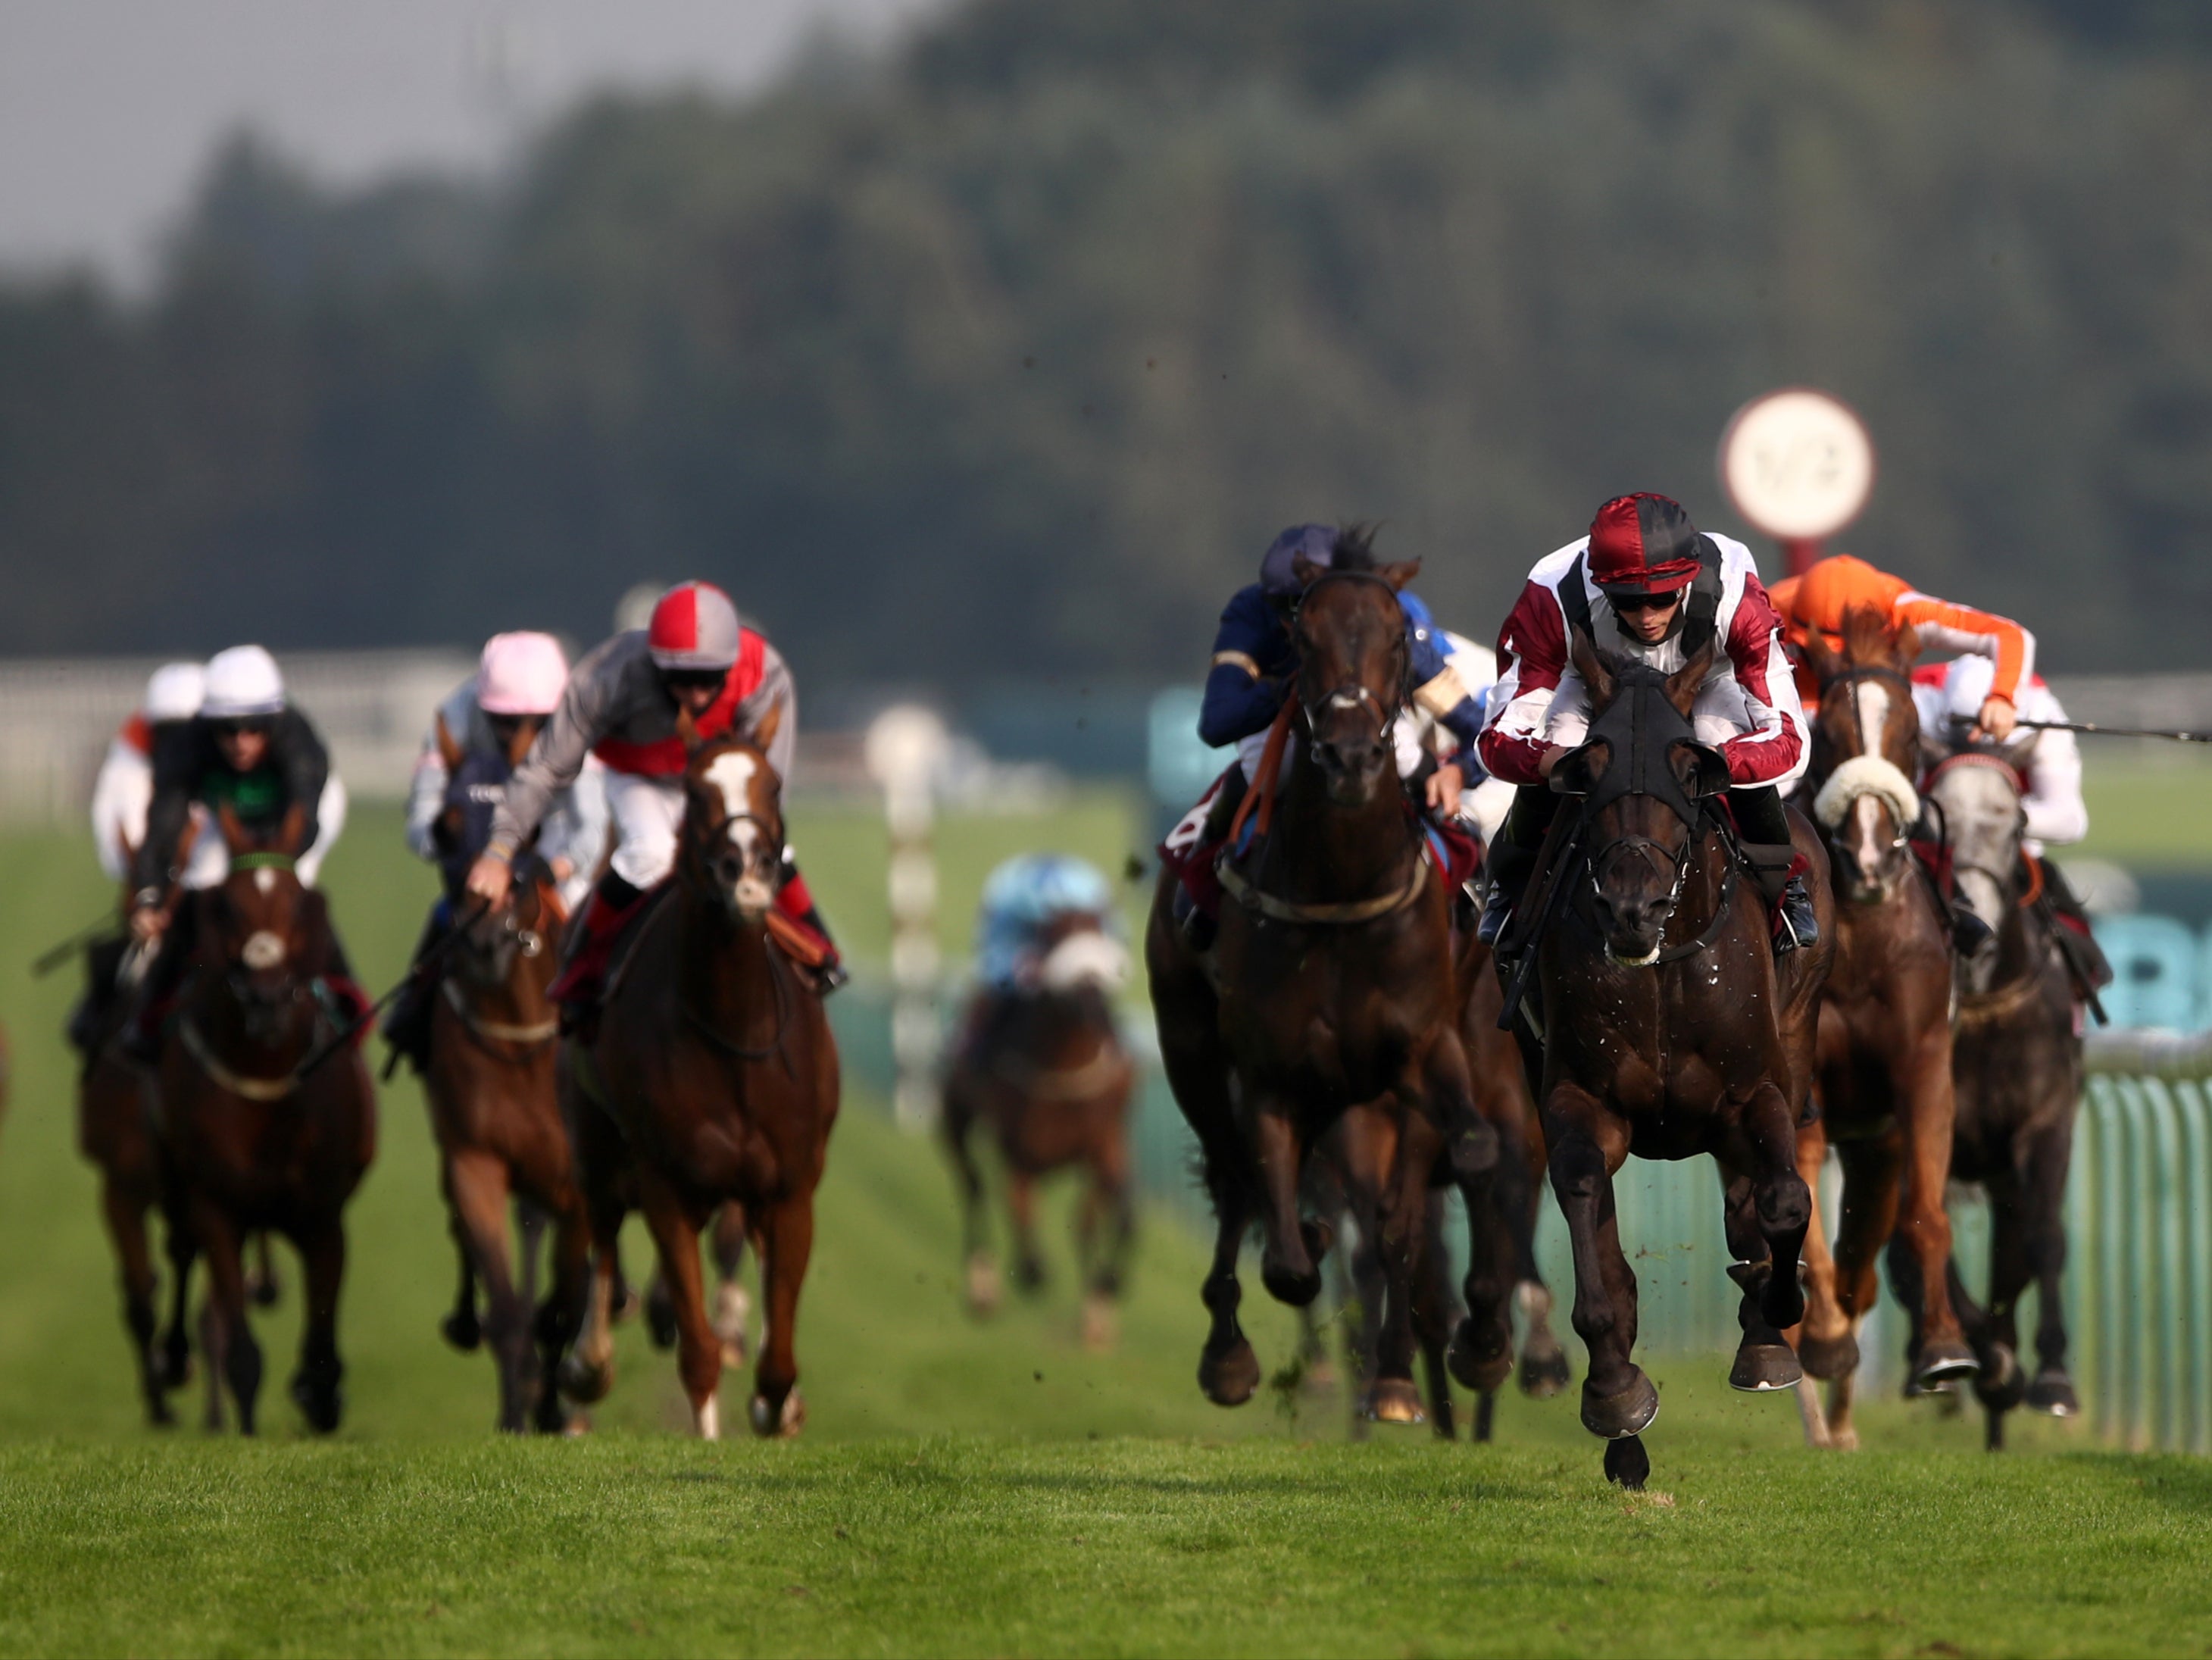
top-left (1216, 855), bottom-right (1429, 926)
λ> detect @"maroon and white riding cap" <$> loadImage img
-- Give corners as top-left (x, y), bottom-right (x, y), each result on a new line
top-left (646, 580), bottom-right (742, 672)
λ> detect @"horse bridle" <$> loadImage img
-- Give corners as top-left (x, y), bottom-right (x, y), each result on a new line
top-left (1290, 570), bottom-right (1413, 746)
top-left (1924, 749), bottom-right (2030, 901)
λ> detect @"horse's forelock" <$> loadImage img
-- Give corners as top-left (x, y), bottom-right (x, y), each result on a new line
top-left (1839, 602), bottom-right (1906, 670)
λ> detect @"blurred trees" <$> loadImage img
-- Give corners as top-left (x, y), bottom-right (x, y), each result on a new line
top-left (2, 0), bottom-right (2209, 681)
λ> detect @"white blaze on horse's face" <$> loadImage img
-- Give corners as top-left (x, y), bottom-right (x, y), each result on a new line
top-left (1039, 930), bottom-right (1131, 993)
top-left (1854, 680), bottom-right (1891, 762)
top-left (703, 750), bottom-right (777, 916)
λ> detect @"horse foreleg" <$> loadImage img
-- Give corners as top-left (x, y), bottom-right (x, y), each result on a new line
top-left (448, 1150), bottom-right (528, 1432)
top-left (247, 1231), bottom-right (282, 1308)
top-left (1417, 1192), bottom-right (1461, 1441)
top-left (1365, 1107), bottom-right (1436, 1428)
top-left (1826, 1130), bottom-right (1907, 1449)
top-left (1007, 1169), bottom-right (1045, 1294)
top-left (193, 1202), bottom-right (260, 1436)
top-left (1080, 1136), bottom-right (1133, 1353)
top-left (1543, 1086), bottom-right (1653, 1458)
top-left (941, 1098), bottom-right (998, 1315)
top-left (1973, 1174), bottom-right (2032, 1442)
top-left (158, 1193), bottom-right (195, 1393)
top-left (438, 1165), bottom-right (482, 1352)
top-left (1721, 1084), bottom-right (1813, 1396)
top-left (751, 1194), bottom-right (815, 1439)
top-left (710, 1203), bottom-right (751, 1373)
top-left (2021, 1124), bottom-right (2080, 1418)
top-left (289, 1220), bottom-right (346, 1434)
top-left (631, 1176), bottom-right (717, 1438)
top-left (558, 1201), bottom-right (623, 1406)
top-left (1254, 1098), bottom-right (1320, 1307)
top-left (1895, 1038), bottom-right (1975, 1386)
top-left (1198, 1199), bottom-right (1258, 1407)
top-left (98, 1175), bottom-right (170, 1427)
top-left (517, 1198), bottom-right (548, 1315)
top-left (1789, 1111), bottom-right (1855, 1399)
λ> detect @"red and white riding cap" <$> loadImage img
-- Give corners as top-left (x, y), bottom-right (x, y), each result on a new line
top-left (646, 580), bottom-right (742, 672)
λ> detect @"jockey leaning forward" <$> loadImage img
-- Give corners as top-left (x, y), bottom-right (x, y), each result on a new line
top-left (464, 580), bottom-right (845, 1011)
top-left (1475, 492), bottom-right (1818, 956)
top-left (1162, 523), bottom-right (1489, 952)
top-left (381, 630), bottom-right (611, 1072)
top-left (956, 852), bottom-right (1129, 1065)
top-left (121, 645), bottom-right (361, 1061)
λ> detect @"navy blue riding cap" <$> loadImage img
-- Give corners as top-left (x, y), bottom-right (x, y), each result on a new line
top-left (1259, 524), bottom-right (1341, 596)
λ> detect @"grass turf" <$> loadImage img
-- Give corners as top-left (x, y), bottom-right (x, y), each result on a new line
top-left (0, 799), bottom-right (2200, 1656)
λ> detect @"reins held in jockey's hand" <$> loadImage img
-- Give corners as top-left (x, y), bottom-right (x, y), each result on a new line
top-left (294, 896), bottom-right (492, 1083)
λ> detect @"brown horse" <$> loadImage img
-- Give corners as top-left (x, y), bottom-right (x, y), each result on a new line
top-left (1791, 607), bottom-right (1976, 1449)
top-left (558, 725), bottom-right (839, 1438)
top-left (1912, 741), bottom-right (2082, 1448)
top-left (1523, 637), bottom-right (1832, 1486)
top-left (944, 909), bottom-right (1137, 1349)
top-left (1146, 542), bottom-right (1495, 1424)
top-left (155, 805), bottom-right (375, 1433)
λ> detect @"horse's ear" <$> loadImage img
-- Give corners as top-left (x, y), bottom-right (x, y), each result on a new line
top-left (1663, 639), bottom-right (1717, 717)
top-left (1292, 553), bottom-right (1327, 589)
top-left (215, 801), bottom-right (249, 853)
top-left (675, 704), bottom-right (703, 758)
top-left (2002, 728), bottom-right (2042, 773)
top-left (276, 802), bottom-right (308, 857)
top-left (1378, 559), bottom-right (1422, 592)
top-left (750, 696), bottom-right (784, 758)
top-left (434, 711), bottom-right (464, 774)
top-left (1800, 624), bottom-right (1839, 686)
top-left (1671, 741), bottom-right (1732, 801)
top-left (1569, 624), bottom-right (1617, 710)
top-left (1548, 742), bottom-right (1606, 797)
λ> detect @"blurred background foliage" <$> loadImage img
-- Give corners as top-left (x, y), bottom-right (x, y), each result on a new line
top-left (2, 0), bottom-right (2209, 683)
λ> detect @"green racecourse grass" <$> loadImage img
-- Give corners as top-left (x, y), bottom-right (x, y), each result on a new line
top-left (0, 790), bottom-right (2207, 1657)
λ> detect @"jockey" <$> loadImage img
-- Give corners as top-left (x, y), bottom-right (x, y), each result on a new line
top-left (1166, 524), bottom-right (1487, 951)
top-left (70, 661), bottom-right (207, 1062)
top-left (1911, 655), bottom-right (2111, 993)
top-left (466, 580), bottom-right (845, 1010)
top-left (382, 632), bottom-right (610, 1072)
top-left (121, 645), bottom-right (359, 1060)
top-left (1476, 492), bottom-right (1817, 955)
top-left (976, 853), bottom-right (1121, 991)
top-left (1768, 553), bottom-right (2032, 742)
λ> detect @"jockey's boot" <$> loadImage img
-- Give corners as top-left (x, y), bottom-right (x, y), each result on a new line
top-left (1728, 787), bottom-right (1818, 957)
top-left (379, 905), bottom-right (449, 1078)
top-left (2037, 855), bottom-right (2114, 1009)
top-left (773, 862), bottom-right (847, 994)
top-left (1778, 874), bottom-right (1820, 953)
top-left (550, 875), bottom-right (647, 1035)
top-left (1477, 785), bottom-right (1552, 952)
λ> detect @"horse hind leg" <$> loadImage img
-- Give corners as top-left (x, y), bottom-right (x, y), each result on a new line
top-left (941, 1094), bottom-right (999, 1317)
top-left (246, 1231), bottom-right (282, 1308)
top-left (710, 1203), bottom-right (752, 1372)
top-left (439, 1181), bottom-right (482, 1352)
top-left (558, 1200), bottom-right (624, 1407)
top-left (448, 1151), bottom-right (530, 1433)
top-left (1790, 1116), bottom-right (1860, 1390)
top-left (751, 1195), bottom-right (816, 1439)
top-left (289, 1220), bottom-right (348, 1434)
top-left (195, 1205), bottom-right (262, 1436)
top-left (2021, 1127), bottom-right (2080, 1418)
top-left (98, 1178), bottom-right (172, 1427)
top-left (1516, 1281), bottom-right (1571, 1399)
top-left (1546, 1096), bottom-right (1657, 1462)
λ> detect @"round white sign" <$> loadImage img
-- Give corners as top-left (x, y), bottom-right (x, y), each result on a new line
top-left (1717, 389), bottom-right (1875, 542)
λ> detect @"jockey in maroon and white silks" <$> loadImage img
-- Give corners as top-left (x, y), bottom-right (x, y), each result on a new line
top-left (1475, 492), bottom-right (1817, 955)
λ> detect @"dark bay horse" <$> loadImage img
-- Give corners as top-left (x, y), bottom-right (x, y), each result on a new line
top-left (558, 724), bottom-right (839, 1438)
top-left (1791, 608), bottom-right (1976, 1449)
top-left (155, 806), bottom-right (375, 1433)
top-left (1146, 543), bottom-right (1496, 1425)
top-left (1916, 739), bottom-right (2083, 1448)
top-left (943, 909), bottom-right (1137, 1349)
top-left (1526, 635), bottom-right (1832, 1486)
top-left (419, 743), bottom-right (589, 1433)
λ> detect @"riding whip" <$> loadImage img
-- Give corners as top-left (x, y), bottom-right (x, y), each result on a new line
top-left (2017, 718), bottom-right (2212, 744)
top-left (30, 915), bottom-right (125, 978)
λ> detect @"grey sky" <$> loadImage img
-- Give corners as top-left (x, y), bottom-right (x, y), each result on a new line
top-left (0, 0), bottom-right (942, 286)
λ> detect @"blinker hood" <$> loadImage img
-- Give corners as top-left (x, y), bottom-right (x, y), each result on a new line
top-left (1551, 661), bottom-right (1714, 830)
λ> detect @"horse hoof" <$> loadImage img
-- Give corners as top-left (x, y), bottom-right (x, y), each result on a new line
top-left (1518, 1341), bottom-right (1572, 1400)
top-left (1795, 1328), bottom-right (1859, 1380)
top-left (1973, 1343), bottom-right (2026, 1411)
top-left (290, 1377), bottom-right (342, 1434)
top-left (1012, 1255), bottom-right (1047, 1295)
top-left (1362, 1377), bottom-right (1427, 1425)
top-left (1080, 1293), bottom-right (1119, 1353)
top-left (1260, 1258), bottom-right (1322, 1308)
top-left (1729, 1340), bottom-right (1803, 1393)
top-left (248, 1274), bottom-right (282, 1310)
top-left (1604, 1434), bottom-right (1651, 1490)
top-left (558, 1351), bottom-right (614, 1405)
top-left (964, 1253), bottom-right (1002, 1317)
top-left (749, 1388), bottom-right (805, 1439)
top-left (1447, 1318), bottom-right (1514, 1394)
top-left (2027, 1369), bottom-right (2079, 1418)
top-left (1581, 1370), bottom-right (1660, 1439)
top-left (441, 1309), bottom-right (482, 1352)
top-left (1198, 1337), bottom-right (1261, 1407)
top-left (1915, 1339), bottom-right (1980, 1389)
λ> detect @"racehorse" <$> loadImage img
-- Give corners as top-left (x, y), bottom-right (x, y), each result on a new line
top-left (942, 908), bottom-right (1137, 1349)
top-left (558, 723), bottom-right (839, 1438)
top-left (1518, 633), bottom-right (1831, 1486)
top-left (1791, 607), bottom-right (1977, 1449)
top-left (1145, 541), bottom-right (1496, 1425)
top-left (419, 737), bottom-right (589, 1433)
top-left (155, 805), bottom-right (375, 1433)
top-left (1911, 737), bottom-right (2083, 1448)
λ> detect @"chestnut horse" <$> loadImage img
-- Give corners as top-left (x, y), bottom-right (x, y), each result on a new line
top-left (1525, 636), bottom-right (1831, 1487)
top-left (1913, 740), bottom-right (2083, 1448)
top-left (1791, 608), bottom-right (1976, 1450)
top-left (1146, 545), bottom-right (1496, 1425)
top-left (943, 909), bottom-right (1137, 1349)
top-left (418, 741), bottom-right (589, 1433)
top-left (155, 806), bottom-right (375, 1433)
top-left (558, 726), bottom-right (839, 1438)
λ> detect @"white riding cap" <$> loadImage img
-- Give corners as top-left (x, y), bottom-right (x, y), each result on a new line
top-left (142, 661), bottom-right (207, 723)
top-left (476, 630), bottom-right (570, 716)
top-left (200, 645), bottom-right (286, 719)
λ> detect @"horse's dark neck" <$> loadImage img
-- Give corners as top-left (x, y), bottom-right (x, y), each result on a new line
top-left (1261, 739), bottom-right (1416, 902)
top-left (676, 880), bottom-right (780, 1048)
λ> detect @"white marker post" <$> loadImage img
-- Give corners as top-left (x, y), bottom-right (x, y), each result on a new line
top-left (1718, 388), bottom-right (1876, 577)
top-left (864, 705), bottom-right (949, 1130)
